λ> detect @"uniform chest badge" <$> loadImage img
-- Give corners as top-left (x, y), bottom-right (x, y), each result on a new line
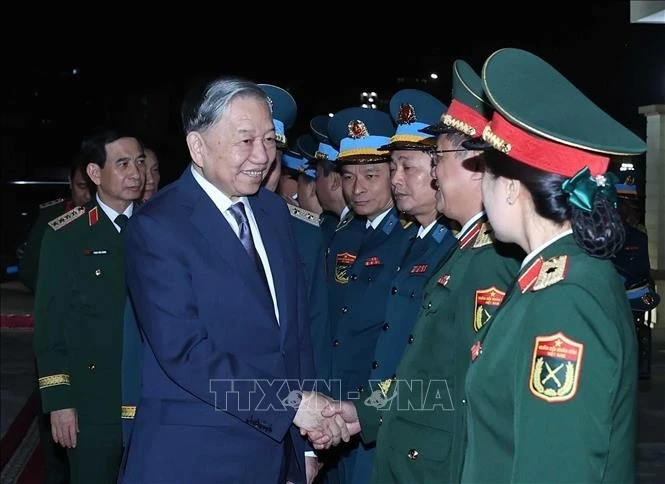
top-left (410, 264), bottom-right (428, 274)
top-left (529, 332), bottom-right (583, 403)
top-left (473, 286), bottom-right (506, 332)
top-left (335, 252), bottom-right (357, 284)
top-left (471, 341), bottom-right (482, 361)
top-left (364, 256), bottom-right (382, 267)
top-left (437, 274), bottom-right (451, 286)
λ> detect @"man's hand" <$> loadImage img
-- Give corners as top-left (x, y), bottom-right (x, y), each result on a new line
top-left (51, 408), bottom-right (78, 448)
top-left (293, 392), bottom-right (350, 446)
top-left (308, 400), bottom-right (362, 450)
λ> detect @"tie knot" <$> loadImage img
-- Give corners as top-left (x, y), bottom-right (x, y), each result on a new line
top-left (228, 202), bottom-right (249, 225)
top-left (115, 214), bottom-right (129, 231)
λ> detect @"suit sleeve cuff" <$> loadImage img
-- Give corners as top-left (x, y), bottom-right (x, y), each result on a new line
top-left (38, 374), bottom-right (73, 412)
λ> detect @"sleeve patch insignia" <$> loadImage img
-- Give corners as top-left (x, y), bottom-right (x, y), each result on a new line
top-left (335, 252), bottom-right (357, 284)
top-left (529, 332), bottom-right (583, 403)
top-left (47, 206), bottom-right (85, 231)
top-left (473, 286), bottom-right (506, 331)
top-left (533, 255), bottom-right (568, 291)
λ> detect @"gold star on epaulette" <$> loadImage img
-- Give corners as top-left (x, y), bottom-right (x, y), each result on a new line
top-left (533, 255), bottom-right (569, 291)
top-left (47, 206), bottom-right (85, 231)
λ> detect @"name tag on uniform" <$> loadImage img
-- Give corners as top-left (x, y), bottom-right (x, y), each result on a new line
top-left (410, 264), bottom-right (428, 274)
top-left (364, 256), bottom-right (382, 266)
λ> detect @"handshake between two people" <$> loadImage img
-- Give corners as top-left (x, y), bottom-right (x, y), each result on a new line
top-left (292, 391), bottom-right (361, 449)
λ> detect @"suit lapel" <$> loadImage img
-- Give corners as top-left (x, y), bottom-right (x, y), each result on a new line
top-left (189, 189), bottom-right (277, 321)
top-left (250, 194), bottom-right (290, 337)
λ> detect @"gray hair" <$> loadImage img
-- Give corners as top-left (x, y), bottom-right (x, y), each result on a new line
top-left (181, 77), bottom-right (270, 134)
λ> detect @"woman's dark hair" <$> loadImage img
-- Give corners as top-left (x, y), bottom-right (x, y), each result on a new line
top-left (485, 149), bottom-right (625, 259)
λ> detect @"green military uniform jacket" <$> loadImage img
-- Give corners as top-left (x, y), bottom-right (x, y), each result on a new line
top-left (19, 198), bottom-right (74, 293)
top-left (34, 201), bottom-right (127, 425)
top-left (357, 212), bottom-right (522, 484)
top-left (462, 233), bottom-right (637, 483)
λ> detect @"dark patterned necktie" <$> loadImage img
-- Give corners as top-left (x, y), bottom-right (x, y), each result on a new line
top-left (115, 214), bottom-right (129, 232)
top-left (227, 202), bottom-right (271, 292)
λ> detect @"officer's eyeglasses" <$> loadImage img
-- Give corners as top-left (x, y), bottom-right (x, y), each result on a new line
top-left (429, 149), bottom-right (467, 167)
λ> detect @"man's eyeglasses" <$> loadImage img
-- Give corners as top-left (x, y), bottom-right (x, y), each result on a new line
top-left (429, 148), bottom-right (467, 166)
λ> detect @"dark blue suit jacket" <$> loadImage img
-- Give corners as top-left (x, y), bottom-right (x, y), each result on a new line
top-left (119, 167), bottom-right (315, 484)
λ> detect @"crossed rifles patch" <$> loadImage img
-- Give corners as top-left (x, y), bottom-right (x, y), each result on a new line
top-left (529, 332), bottom-right (583, 403)
top-left (473, 286), bottom-right (506, 332)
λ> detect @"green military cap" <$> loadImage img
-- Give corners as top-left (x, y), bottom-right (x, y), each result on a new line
top-left (421, 59), bottom-right (492, 146)
top-left (480, 48), bottom-right (647, 177)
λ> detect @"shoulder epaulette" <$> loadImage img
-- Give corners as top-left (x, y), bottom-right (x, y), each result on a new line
top-left (472, 222), bottom-right (495, 249)
top-left (288, 204), bottom-right (321, 226)
top-left (532, 255), bottom-right (569, 291)
top-left (47, 206), bottom-right (85, 231)
top-left (40, 198), bottom-right (65, 209)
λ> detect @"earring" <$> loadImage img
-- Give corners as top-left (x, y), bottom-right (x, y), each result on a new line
top-left (506, 196), bottom-right (514, 205)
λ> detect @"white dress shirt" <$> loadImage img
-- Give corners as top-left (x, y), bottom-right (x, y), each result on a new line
top-left (96, 194), bottom-right (134, 233)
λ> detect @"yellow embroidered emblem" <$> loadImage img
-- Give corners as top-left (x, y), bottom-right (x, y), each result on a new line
top-left (529, 332), bottom-right (583, 403)
top-left (473, 286), bottom-right (506, 331)
top-left (378, 378), bottom-right (395, 398)
top-left (533, 255), bottom-right (568, 291)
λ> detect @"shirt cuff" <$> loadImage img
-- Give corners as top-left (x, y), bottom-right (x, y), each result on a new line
top-left (304, 451), bottom-right (317, 457)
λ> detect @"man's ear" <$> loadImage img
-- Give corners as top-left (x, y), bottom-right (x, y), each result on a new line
top-left (331, 171), bottom-right (342, 191)
top-left (505, 178), bottom-right (521, 205)
top-left (86, 163), bottom-right (102, 187)
top-left (186, 131), bottom-right (205, 168)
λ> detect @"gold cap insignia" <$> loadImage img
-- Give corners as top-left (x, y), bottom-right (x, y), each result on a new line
top-left (398, 103), bottom-right (417, 124)
top-left (347, 120), bottom-right (369, 139)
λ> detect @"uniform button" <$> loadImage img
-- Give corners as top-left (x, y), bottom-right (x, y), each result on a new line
top-left (372, 361), bottom-right (379, 369)
top-left (391, 287), bottom-right (398, 295)
top-left (332, 339), bottom-right (340, 347)
top-left (408, 335), bottom-right (414, 344)
top-left (396, 265), bottom-right (401, 272)
top-left (462, 398), bottom-right (467, 405)
top-left (378, 416), bottom-right (383, 425)
top-left (350, 274), bottom-right (358, 281)
top-left (427, 302), bottom-right (432, 309)
top-left (407, 449), bottom-right (419, 460)
top-left (382, 322), bottom-right (390, 331)
top-left (341, 306), bottom-right (348, 313)
top-left (88, 363), bottom-right (96, 372)
top-left (410, 291), bottom-right (415, 298)
top-left (94, 269), bottom-right (102, 277)
top-left (367, 276), bottom-right (373, 282)
top-left (357, 385), bottom-right (365, 393)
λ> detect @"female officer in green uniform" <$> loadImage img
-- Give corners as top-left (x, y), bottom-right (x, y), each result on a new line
top-left (462, 48), bottom-right (646, 483)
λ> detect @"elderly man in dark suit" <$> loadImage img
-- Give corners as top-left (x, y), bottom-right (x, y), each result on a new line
top-left (119, 77), bottom-right (347, 484)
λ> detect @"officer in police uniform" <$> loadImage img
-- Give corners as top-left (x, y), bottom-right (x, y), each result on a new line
top-left (461, 48), bottom-right (645, 483)
top-left (612, 172), bottom-right (660, 379)
top-left (352, 60), bottom-right (522, 484)
top-left (349, 88), bottom-right (458, 483)
top-left (324, 106), bottom-right (417, 484)
top-left (34, 130), bottom-right (145, 484)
